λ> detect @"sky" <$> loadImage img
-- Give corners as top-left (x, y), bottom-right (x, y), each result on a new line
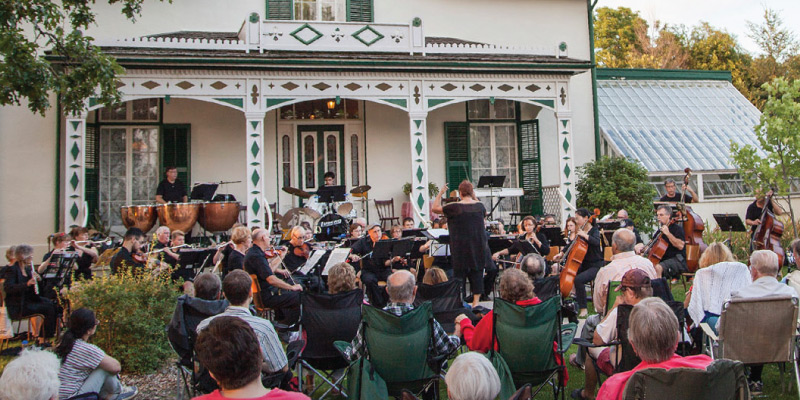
top-left (597, 0), bottom-right (800, 56)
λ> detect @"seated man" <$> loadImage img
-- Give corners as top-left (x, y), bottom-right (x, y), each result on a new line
top-left (194, 316), bottom-right (310, 400)
top-left (345, 270), bottom-right (460, 362)
top-left (197, 270), bottom-right (289, 377)
top-left (572, 269), bottom-right (653, 400)
top-left (349, 225), bottom-right (391, 307)
top-left (519, 253), bottom-right (559, 301)
top-left (593, 229), bottom-right (657, 316)
top-left (110, 227), bottom-right (145, 274)
top-left (244, 228), bottom-right (302, 323)
top-left (444, 352), bottom-right (501, 400)
top-left (168, 272), bottom-right (229, 366)
top-left (0, 349), bottom-right (61, 400)
top-left (726, 249), bottom-right (798, 395)
top-left (651, 205), bottom-right (687, 281)
top-left (596, 297), bottom-right (712, 400)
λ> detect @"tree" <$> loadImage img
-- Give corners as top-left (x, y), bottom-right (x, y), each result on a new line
top-left (746, 7), bottom-right (798, 63)
top-left (0, 0), bottom-right (168, 117)
top-left (730, 77), bottom-right (800, 237)
top-left (594, 7), bottom-right (647, 68)
top-left (627, 21), bottom-right (689, 69)
top-left (575, 156), bottom-right (657, 232)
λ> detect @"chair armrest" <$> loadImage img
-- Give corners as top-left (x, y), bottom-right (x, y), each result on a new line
top-left (333, 340), bottom-right (351, 360)
top-left (559, 322), bottom-right (578, 353)
top-left (699, 322), bottom-right (718, 342)
top-left (571, 337), bottom-right (620, 349)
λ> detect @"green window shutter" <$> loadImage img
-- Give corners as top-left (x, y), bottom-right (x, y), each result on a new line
top-left (347, 0), bottom-right (373, 22)
top-left (518, 120), bottom-right (543, 215)
top-left (266, 0), bottom-right (293, 20)
top-left (84, 125), bottom-right (99, 223)
top-left (445, 122), bottom-right (471, 189)
top-left (161, 125), bottom-right (191, 193)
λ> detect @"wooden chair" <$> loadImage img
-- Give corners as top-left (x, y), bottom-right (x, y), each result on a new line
top-left (374, 199), bottom-right (400, 230)
top-left (249, 274), bottom-right (274, 320)
top-left (0, 279), bottom-right (44, 350)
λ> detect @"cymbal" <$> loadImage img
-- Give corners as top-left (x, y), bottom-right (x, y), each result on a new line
top-left (282, 186), bottom-right (312, 199)
top-left (350, 185), bottom-right (372, 194)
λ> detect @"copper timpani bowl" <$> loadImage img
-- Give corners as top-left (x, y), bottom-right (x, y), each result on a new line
top-left (200, 201), bottom-right (241, 232)
top-left (120, 204), bottom-right (158, 232)
top-left (156, 202), bottom-right (201, 233)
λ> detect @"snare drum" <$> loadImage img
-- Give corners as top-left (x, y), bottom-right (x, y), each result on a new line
top-left (157, 202), bottom-right (201, 233)
top-left (120, 204), bottom-right (158, 232)
top-left (304, 195), bottom-right (327, 214)
top-left (200, 201), bottom-right (240, 232)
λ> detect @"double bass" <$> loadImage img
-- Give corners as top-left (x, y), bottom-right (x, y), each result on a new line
top-left (753, 188), bottom-right (785, 266)
top-left (679, 168), bottom-right (707, 272)
top-left (559, 209), bottom-right (599, 298)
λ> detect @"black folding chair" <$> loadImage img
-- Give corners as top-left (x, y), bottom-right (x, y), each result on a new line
top-left (413, 279), bottom-right (468, 332)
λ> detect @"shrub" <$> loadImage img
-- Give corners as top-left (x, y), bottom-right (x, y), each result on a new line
top-left (65, 268), bottom-right (177, 373)
top-left (575, 156), bottom-right (657, 231)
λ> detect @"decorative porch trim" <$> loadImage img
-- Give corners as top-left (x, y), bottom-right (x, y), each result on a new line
top-left (556, 111), bottom-right (576, 216)
top-left (409, 112), bottom-right (429, 228)
top-left (246, 112), bottom-right (267, 226)
top-left (64, 115), bottom-right (87, 230)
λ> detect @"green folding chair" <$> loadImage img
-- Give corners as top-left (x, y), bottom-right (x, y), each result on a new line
top-left (605, 281), bottom-right (622, 316)
top-left (491, 296), bottom-right (576, 399)
top-left (341, 302), bottom-right (449, 399)
top-left (621, 359), bottom-right (749, 400)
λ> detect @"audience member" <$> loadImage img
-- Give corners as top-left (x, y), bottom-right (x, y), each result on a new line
top-left (3, 244), bottom-right (58, 339)
top-left (444, 352), bottom-right (501, 400)
top-left (596, 298), bottom-right (712, 400)
top-left (168, 272), bottom-right (229, 366)
top-left (327, 262), bottom-right (357, 295)
top-left (422, 267), bottom-right (448, 286)
top-left (593, 229), bottom-right (657, 314)
top-left (193, 317), bottom-right (309, 400)
top-left (519, 253), bottom-right (559, 301)
top-left (685, 242), bottom-right (750, 330)
top-left (197, 270), bottom-right (289, 375)
top-left (56, 308), bottom-right (137, 400)
top-left (726, 250), bottom-right (798, 395)
top-left (0, 349), bottom-right (61, 400)
top-left (345, 270), bottom-right (460, 362)
top-left (572, 269), bottom-right (653, 400)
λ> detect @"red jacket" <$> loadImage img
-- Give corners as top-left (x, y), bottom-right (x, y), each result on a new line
top-left (460, 297), bottom-right (542, 352)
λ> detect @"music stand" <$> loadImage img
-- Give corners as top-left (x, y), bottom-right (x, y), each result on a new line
top-left (488, 235), bottom-right (514, 254)
top-left (478, 175), bottom-right (506, 221)
top-left (541, 227), bottom-right (566, 247)
top-left (713, 214), bottom-right (746, 246)
top-left (191, 183), bottom-right (218, 201)
top-left (317, 185), bottom-right (346, 204)
top-left (41, 252), bottom-right (77, 294)
top-left (178, 248), bottom-right (215, 276)
top-left (402, 228), bottom-right (428, 238)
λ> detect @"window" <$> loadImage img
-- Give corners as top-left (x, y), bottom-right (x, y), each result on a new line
top-left (280, 99), bottom-right (360, 120)
top-left (267, 0), bottom-right (371, 22)
top-left (282, 135), bottom-right (292, 187)
top-left (294, 0), bottom-right (345, 21)
top-left (470, 123), bottom-right (519, 220)
top-left (99, 99), bottom-right (159, 122)
top-left (350, 134), bottom-right (360, 186)
top-left (325, 134), bottom-right (338, 175)
top-left (303, 135), bottom-right (316, 188)
top-left (467, 99), bottom-right (516, 120)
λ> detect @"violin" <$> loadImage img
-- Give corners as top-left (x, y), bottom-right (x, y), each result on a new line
top-left (559, 208), bottom-right (599, 298)
top-left (265, 246), bottom-right (287, 258)
top-left (292, 242), bottom-right (312, 259)
top-left (132, 247), bottom-right (148, 265)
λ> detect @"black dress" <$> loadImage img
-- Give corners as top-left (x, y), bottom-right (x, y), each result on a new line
top-left (443, 202), bottom-right (491, 297)
top-left (2, 263), bottom-right (58, 337)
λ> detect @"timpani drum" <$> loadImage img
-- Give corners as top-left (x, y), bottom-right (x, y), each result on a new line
top-left (157, 202), bottom-right (201, 233)
top-left (200, 201), bottom-right (241, 232)
top-left (120, 204), bottom-right (158, 232)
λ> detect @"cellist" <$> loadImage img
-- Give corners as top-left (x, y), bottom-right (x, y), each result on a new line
top-left (745, 188), bottom-right (785, 239)
top-left (570, 208), bottom-right (604, 318)
top-left (652, 205), bottom-right (687, 282)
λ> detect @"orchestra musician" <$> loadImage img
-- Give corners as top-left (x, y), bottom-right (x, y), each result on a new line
top-left (153, 226), bottom-right (180, 267)
top-left (554, 217), bottom-right (578, 260)
top-left (323, 171), bottom-right (336, 186)
top-left (244, 228), bottom-right (302, 323)
top-left (110, 228), bottom-right (146, 274)
top-left (432, 181), bottom-right (491, 308)
top-left (543, 214), bottom-right (557, 226)
top-left (349, 224), bottom-right (363, 239)
top-left (652, 204), bottom-right (687, 281)
top-left (167, 230), bottom-right (195, 294)
top-left (68, 227), bottom-right (98, 280)
top-left (745, 188), bottom-right (785, 239)
top-left (563, 208), bottom-right (604, 318)
top-left (39, 232), bottom-right (71, 276)
top-left (491, 216), bottom-right (550, 265)
top-left (155, 166), bottom-right (188, 204)
top-left (385, 225), bottom-right (413, 273)
top-left (281, 226), bottom-right (323, 291)
top-left (224, 226), bottom-right (252, 278)
top-left (660, 178), bottom-right (697, 203)
top-left (349, 224), bottom-right (391, 307)
top-left (3, 244), bottom-right (58, 340)
top-left (403, 217), bottom-right (415, 229)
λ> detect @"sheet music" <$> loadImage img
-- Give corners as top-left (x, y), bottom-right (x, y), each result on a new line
top-left (426, 228), bottom-right (449, 239)
top-left (322, 248), bottom-right (351, 276)
top-left (431, 243), bottom-right (450, 257)
top-left (299, 250), bottom-right (325, 276)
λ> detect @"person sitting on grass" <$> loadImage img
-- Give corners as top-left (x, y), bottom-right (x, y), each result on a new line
top-left (0, 349), bottom-right (61, 400)
top-left (56, 308), bottom-right (137, 400)
top-left (193, 316), bottom-right (309, 400)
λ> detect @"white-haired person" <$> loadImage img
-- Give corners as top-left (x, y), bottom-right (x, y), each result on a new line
top-left (0, 349), bottom-right (61, 400)
top-left (596, 297), bottom-right (712, 400)
top-left (444, 352), bottom-right (501, 400)
top-left (726, 250), bottom-right (798, 395)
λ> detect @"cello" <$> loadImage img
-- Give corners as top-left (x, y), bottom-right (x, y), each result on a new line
top-left (642, 216), bottom-right (678, 267)
top-left (752, 188), bottom-right (785, 266)
top-left (679, 168), bottom-right (707, 272)
top-left (559, 209), bottom-right (599, 298)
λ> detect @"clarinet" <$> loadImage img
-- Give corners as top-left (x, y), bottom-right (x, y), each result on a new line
top-left (30, 261), bottom-right (40, 295)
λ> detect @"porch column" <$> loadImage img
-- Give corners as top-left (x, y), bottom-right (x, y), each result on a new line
top-left (245, 112), bottom-right (267, 227)
top-left (409, 112), bottom-right (430, 227)
top-left (64, 113), bottom-right (88, 230)
top-left (556, 112), bottom-right (576, 216)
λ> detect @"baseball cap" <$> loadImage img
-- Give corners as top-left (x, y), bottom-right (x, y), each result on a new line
top-left (615, 268), bottom-right (651, 291)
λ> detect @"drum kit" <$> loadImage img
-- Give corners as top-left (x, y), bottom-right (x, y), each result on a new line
top-left (279, 185), bottom-right (371, 239)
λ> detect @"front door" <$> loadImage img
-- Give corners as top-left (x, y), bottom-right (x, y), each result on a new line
top-left (297, 125), bottom-right (345, 192)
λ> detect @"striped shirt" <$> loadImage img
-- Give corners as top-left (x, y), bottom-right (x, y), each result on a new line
top-left (58, 339), bottom-right (106, 399)
top-left (196, 306), bottom-right (288, 372)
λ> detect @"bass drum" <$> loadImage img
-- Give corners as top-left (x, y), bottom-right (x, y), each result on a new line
top-left (316, 213), bottom-right (349, 242)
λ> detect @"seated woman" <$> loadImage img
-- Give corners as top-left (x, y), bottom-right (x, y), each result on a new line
top-left (457, 269), bottom-right (541, 351)
top-left (69, 227), bottom-right (99, 280)
top-left (1, 245), bottom-right (16, 276)
top-left (3, 244), bottom-right (58, 340)
top-left (225, 226), bottom-right (252, 278)
top-left (420, 267), bottom-right (479, 324)
top-left (422, 266), bottom-right (448, 286)
top-left (57, 308), bottom-right (137, 400)
top-left (685, 242), bottom-right (751, 331)
top-left (327, 262), bottom-right (357, 295)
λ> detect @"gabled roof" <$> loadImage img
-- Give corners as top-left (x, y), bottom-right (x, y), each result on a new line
top-left (597, 69), bottom-right (762, 173)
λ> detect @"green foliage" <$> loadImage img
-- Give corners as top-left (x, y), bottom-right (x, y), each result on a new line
top-left (575, 156), bottom-right (657, 232)
top-left (65, 268), bottom-right (178, 373)
top-left (402, 182), bottom-right (439, 198)
top-left (0, 0), bottom-right (169, 116)
top-left (593, 7), bottom-right (646, 68)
